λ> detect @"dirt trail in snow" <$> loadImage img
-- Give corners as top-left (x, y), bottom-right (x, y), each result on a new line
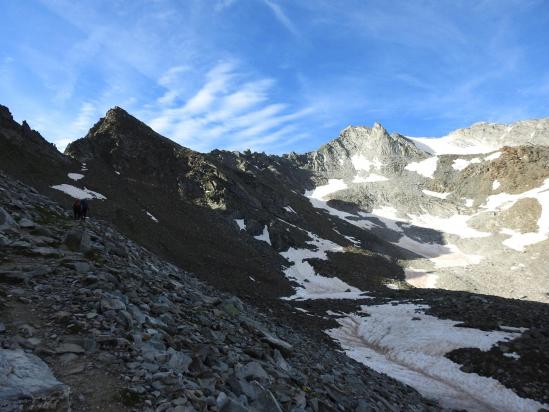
top-left (339, 316), bottom-right (499, 412)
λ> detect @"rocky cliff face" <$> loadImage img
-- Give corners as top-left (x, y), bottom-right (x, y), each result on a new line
top-left (0, 105), bottom-right (72, 191)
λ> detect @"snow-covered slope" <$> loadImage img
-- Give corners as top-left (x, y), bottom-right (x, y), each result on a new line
top-left (300, 120), bottom-right (549, 303)
top-left (409, 118), bottom-right (549, 155)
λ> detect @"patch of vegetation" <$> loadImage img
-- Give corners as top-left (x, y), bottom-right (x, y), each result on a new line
top-left (117, 388), bottom-right (145, 407)
top-left (84, 249), bottom-right (104, 263)
top-left (34, 205), bottom-right (64, 225)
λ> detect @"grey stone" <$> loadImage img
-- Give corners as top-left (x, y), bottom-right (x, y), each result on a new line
top-left (30, 247), bottom-right (63, 257)
top-left (220, 399), bottom-right (249, 412)
top-left (101, 297), bottom-right (126, 311)
top-left (167, 348), bottom-right (192, 372)
top-left (216, 392), bottom-right (229, 409)
top-left (59, 353), bottom-right (79, 364)
top-left (0, 207), bottom-right (17, 232)
top-left (55, 343), bottom-right (85, 354)
top-left (18, 218), bottom-right (36, 229)
top-left (251, 390), bottom-right (283, 412)
top-left (70, 261), bottom-right (91, 273)
top-left (128, 303), bottom-right (146, 325)
top-left (237, 361), bottom-right (269, 381)
top-left (273, 349), bottom-right (290, 372)
top-left (0, 349), bottom-right (69, 410)
top-left (63, 228), bottom-right (91, 252)
top-left (262, 332), bottom-right (293, 355)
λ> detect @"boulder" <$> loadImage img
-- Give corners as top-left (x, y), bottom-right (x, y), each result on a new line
top-left (251, 390), bottom-right (283, 412)
top-left (18, 218), bottom-right (36, 229)
top-left (0, 207), bottom-right (17, 233)
top-left (0, 349), bottom-right (70, 411)
top-left (236, 361), bottom-right (269, 381)
top-left (55, 343), bottom-right (85, 354)
top-left (63, 228), bottom-right (91, 252)
top-left (101, 297), bottom-right (126, 312)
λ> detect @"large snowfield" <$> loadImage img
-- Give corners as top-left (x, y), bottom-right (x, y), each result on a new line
top-left (327, 303), bottom-right (547, 412)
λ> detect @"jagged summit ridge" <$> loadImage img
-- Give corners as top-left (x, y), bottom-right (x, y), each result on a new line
top-left (302, 122), bottom-right (428, 179)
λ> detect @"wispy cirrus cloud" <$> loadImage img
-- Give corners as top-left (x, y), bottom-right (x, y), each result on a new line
top-left (146, 61), bottom-right (314, 152)
top-left (263, 0), bottom-right (300, 37)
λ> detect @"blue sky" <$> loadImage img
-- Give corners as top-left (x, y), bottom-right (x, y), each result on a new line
top-left (1, 0), bottom-right (548, 154)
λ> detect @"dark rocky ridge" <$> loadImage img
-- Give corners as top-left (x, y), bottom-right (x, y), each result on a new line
top-left (0, 105), bottom-right (73, 191)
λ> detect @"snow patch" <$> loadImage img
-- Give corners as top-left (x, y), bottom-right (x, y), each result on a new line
top-left (307, 179), bottom-right (348, 200)
top-left (51, 184), bottom-right (106, 200)
top-left (422, 190), bottom-right (450, 199)
top-left (145, 211), bottom-right (159, 223)
top-left (503, 352), bottom-right (520, 360)
top-left (485, 151), bottom-right (502, 161)
top-left (306, 185), bottom-right (483, 268)
top-left (284, 206), bottom-right (297, 214)
top-left (406, 213), bottom-right (490, 239)
top-left (280, 230), bottom-right (366, 300)
top-left (500, 228), bottom-right (547, 252)
top-left (464, 198), bottom-right (474, 207)
top-left (326, 303), bottom-right (545, 412)
top-left (235, 219), bottom-right (246, 231)
top-left (405, 157), bottom-right (439, 178)
top-left (353, 173), bottom-right (389, 183)
top-left (482, 179), bottom-right (549, 251)
top-left (409, 136), bottom-right (499, 156)
top-left (254, 225), bottom-right (272, 245)
top-left (68, 173), bottom-right (84, 181)
top-left (351, 155), bottom-right (382, 172)
top-left (405, 268), bottom-right (437, 288)
top-left (452, 157), bottom-right (481, 171)
top-left (492, 180), bottom-right (501, 190)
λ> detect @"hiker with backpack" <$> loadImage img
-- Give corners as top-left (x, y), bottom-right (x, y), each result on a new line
top-left (73, 199), bottom-right (81, 220)
top-left (80, 198), bottom-right (89, 220)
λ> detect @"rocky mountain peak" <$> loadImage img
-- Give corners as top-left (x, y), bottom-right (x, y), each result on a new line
top-left (89, 106), bottom-right (155, 139)
top-left (105, 105), bottom-right (128, 118)
top-left (303, 123), bottom-right (428, 178)
top-left (65, 106), bottom-right (183, 165)
top-left (0, 104), bottom-right (13, 123)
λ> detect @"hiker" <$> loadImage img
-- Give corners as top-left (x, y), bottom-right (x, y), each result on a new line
top-left (73, 199), bottom-right (81, 220)
top-left (80, 198), bottom-right (89, 220)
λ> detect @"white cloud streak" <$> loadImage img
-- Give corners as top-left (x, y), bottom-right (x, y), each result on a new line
top-left (146, 61), bottom-right (314, 152)
top-left (263, 0), bottom-right (300, 37)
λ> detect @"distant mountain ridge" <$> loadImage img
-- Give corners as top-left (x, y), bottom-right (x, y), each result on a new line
top-left (409, 117), bottom-right (549, 155)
